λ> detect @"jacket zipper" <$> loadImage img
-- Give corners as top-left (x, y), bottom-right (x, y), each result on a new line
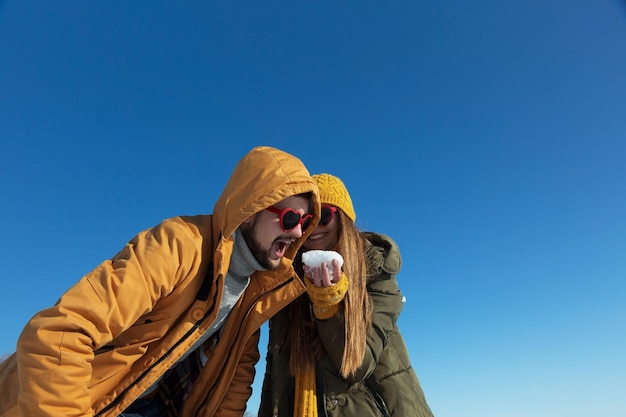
top-left (195, 275), bottom-right (296, 415)
top-left (95, 282), bottom-right (219, 416)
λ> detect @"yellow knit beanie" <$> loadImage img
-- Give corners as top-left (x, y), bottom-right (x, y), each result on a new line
top-left (312, 173), bottom-right (356, 223)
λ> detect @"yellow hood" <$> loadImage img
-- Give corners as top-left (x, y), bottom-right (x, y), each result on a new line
top-left (212, 146), bottom-right (321, 269)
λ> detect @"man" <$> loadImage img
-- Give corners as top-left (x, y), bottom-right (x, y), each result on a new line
top-left (0, 146), bottom-right (320, 417)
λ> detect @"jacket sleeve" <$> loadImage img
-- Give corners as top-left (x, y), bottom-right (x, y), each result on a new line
top-left (213, 329), bottom-right (260, 417)
top-left (316, 233), bottom-right (404, 383)
top-left (14, 218), bottom-right (200, 417)
top-left (316, 277), bottom-right (403, 383)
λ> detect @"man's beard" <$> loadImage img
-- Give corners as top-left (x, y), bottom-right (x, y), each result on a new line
top-left (239, 218), bottom-right (276, 270)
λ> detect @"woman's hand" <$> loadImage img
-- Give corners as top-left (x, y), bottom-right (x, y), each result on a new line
top-left (303, 268), bottom-right (349, 319)
top-left (303, 259), bottom-right (342, 287)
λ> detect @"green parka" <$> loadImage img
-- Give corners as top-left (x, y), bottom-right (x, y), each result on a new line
top-left (259, 232), bottom-right (434, 417)
top-left (0, 146), bottom-right (320, 417)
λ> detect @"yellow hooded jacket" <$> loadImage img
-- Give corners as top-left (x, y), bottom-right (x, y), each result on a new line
top-left (0, 146), bottom-right (320, 417)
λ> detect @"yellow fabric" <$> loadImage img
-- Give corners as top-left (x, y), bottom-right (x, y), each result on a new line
top-left (294, 366), bottom-right (317, 417)
top-left (0, 146), bottom-right (321, 417)
top-left (305, 272), bottom-right (349, 319)
top-left (313, 173), bottom-right (356, 222)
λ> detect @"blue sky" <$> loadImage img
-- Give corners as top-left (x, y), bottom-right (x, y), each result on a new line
top-left (1, 1), bottom-right (625, 416)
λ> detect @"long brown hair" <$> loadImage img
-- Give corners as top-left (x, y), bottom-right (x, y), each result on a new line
top-left (285, 210), bottom-right (373, 378)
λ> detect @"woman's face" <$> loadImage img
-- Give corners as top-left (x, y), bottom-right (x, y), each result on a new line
top-left (303, 205), bottom-right (340, 250)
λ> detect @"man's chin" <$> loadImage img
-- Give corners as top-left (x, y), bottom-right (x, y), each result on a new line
top-left (256, 253), bottom-right (282, 271)
top-left (267, 257), bottom-right (282, 270)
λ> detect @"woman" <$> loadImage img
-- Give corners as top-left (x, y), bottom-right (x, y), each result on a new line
top-left (259, 173), bottom-right (434, 417)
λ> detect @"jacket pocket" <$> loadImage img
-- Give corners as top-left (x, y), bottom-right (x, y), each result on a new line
top-left (325, 383), bottom-right (388, 417)
top-left (91, 312), bottom-right (174, 386)
top-left (364, 380), bottom-right (390, 417)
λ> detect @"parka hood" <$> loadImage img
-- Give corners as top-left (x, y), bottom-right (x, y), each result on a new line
top-left (212, 146), bottom-right (320, 269)
top-left (364, 232), bottom-right (402, 276)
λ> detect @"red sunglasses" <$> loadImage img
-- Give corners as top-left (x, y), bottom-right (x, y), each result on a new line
top-left (265, 206), bottom-right (313, 232)
top-left (320, 204), bottom-right (338, 226)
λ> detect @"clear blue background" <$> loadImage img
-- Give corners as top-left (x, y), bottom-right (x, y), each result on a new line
top-left (1, 1), bottom-right (625, 416)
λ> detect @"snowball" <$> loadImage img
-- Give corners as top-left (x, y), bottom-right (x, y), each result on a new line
top-left (302, 250), bottom-right (344, 269)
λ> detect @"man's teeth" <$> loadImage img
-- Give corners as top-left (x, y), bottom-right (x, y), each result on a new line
top-left (276, 240), bottom-right (293, 251)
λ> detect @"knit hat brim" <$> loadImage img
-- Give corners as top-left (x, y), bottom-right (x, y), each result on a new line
top-left (312, 173), bottom-right (356, 223)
